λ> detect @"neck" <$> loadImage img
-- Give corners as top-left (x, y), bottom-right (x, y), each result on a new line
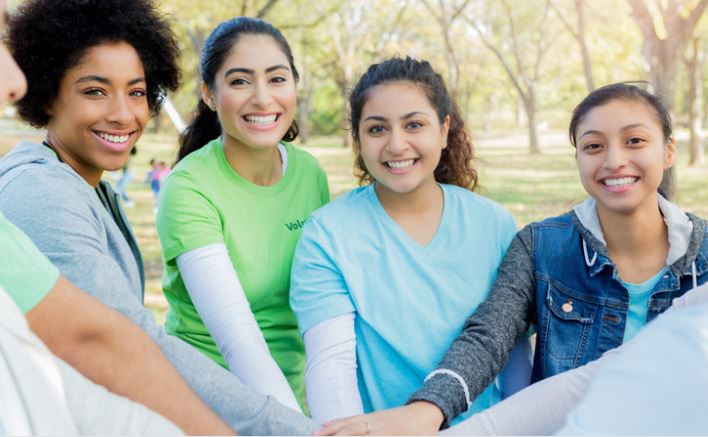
top-left (44, 134), bottom-right (102, 187)
top-left (222, 136), bottom-right (281, 186)
top-left (375, 177), bottom-right (442, 218)
top-left (598, 200), bottom-right (668, 260)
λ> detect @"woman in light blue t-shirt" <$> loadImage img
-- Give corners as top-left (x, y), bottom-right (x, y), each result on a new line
top-left (290, 57), bottom-right (532, 428)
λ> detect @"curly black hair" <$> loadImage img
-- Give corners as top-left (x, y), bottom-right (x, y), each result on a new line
top-left (350, 57), bottom-right (478, 191)
top-left (7, 0), bottom-right (181, 127)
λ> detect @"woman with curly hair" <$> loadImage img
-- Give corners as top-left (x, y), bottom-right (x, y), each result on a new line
top-left (0, 0), bottom-right (319, 434)
top-left (289, 57), bottom-right (531, 423)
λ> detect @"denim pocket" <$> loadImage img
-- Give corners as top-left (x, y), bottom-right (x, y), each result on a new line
top-left (540, 281), bottom-right (598, 371)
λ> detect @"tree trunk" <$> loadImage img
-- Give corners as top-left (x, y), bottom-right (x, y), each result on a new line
top-left (575, 0), bottom-right (595, 91)
top-left (524, 91), bottom-right (541, 154)
top-left (688, 38), bottom-right (705, 166)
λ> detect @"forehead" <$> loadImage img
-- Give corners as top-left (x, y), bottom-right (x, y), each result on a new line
top-left (361, 81), bottom-right (432, 115)
top-left (67, 42), bottom-right (144, 77)
top-left (221, 34), bottom-right (288, 71)
top-left (577, 99), bottom-right (662, 134)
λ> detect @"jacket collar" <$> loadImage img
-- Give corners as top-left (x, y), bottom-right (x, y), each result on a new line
top-left (572, 194), bottom-right (693, 266)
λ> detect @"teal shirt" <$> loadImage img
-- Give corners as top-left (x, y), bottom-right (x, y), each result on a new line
top-left (621, 267), bottom-right (668, 342)
top-left (291, 184), bottom-right (517, 421)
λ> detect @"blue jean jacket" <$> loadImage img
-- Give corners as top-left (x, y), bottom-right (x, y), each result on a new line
top-left (530, 212), bottom-right (708, 383)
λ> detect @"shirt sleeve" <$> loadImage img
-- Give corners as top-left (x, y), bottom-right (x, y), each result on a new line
top-left (0, 213), bottom-right (59, 313)
top-left (157, 171), bottom-right (224, 262)
top-left (290, 215), bottom-right (354, 334)
top-left (408, 225), bottom-right (537, 428)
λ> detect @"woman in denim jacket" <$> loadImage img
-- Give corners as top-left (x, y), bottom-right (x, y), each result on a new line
top-left (318, 82), bottom-right (708, 435)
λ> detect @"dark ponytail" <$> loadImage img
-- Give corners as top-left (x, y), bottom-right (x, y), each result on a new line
top-left (176, 17), bottom-right (300, 163)
top-left (178, 100), bottom-right (221, 162)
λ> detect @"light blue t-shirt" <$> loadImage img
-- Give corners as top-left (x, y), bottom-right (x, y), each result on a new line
top-left (290, 183), bottom-right (517, 420)
top-left (621, 268), bottom-right (667, 342)
top-left (557, 302), bottom-right (708, 435)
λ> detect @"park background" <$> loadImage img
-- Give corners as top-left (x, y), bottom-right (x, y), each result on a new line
top-left (1, 0), bottom-right (707, 320)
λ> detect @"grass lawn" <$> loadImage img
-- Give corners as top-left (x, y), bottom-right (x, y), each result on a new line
top-left (2, 128), bottom-right (706, 321)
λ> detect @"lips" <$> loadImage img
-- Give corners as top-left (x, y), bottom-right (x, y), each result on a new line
top-left (92, 130), bottom-right (134, 152)
top-left (599, 175), bottom-right (639, 193)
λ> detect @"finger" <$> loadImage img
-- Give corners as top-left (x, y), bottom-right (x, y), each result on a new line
top-left (317, 420), bottom-right (354, 436)
top-left (334, 422), bottom-right (370, 436)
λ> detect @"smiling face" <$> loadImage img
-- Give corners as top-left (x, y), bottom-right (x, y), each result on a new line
top-left (358, 81), bottom-right (449, 198)
top-left (45, 41), bottom-right (149, 186)
top-left (575, 98), bottom-right (675, 217)
top-left (0, 0), bottom-right (27, 107)
top-left (203, 34), bottom-right (296, 152)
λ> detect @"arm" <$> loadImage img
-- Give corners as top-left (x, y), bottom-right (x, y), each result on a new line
top-left (303, 313), bottom-right (362, 422)
top-left (1, 171), bottom-right (317, 435)
top-left (28, 276), bottom-right (234, 435)
top-left (317, 229), bottom-right (538, 436)
top-left (442, 280), bottom-right (708, 436)
top-left (408, 228), bottom-right (537, 426)
top-left (55, 357), bottom-right (185, 436)
top-left (177, 243), bottom-right (301, 412)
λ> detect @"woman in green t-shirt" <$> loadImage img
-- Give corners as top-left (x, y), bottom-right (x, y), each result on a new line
top-left (156, 17), bottom-right (329, 413)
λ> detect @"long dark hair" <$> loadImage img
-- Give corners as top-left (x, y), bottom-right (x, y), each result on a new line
top-left (349, 56), bottom-right (478, 191)
top-left (177, 17), bottom-right (299, 162)
top-left (569, 82), bottom-right (674, 198)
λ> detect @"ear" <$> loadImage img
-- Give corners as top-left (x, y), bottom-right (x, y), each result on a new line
top-left (441, 115), bottom-right (451, 149)
top-left (201, 83), bottom-right (215, 111)
top-left (664, 137), bottom-right (676, 169)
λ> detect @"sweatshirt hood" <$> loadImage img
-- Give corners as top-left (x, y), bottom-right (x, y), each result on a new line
top-left (572, 194), bottom-right (693, 266)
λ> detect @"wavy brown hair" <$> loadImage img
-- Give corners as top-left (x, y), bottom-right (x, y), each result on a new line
top-left (349, 57), bottom-right (478, 190)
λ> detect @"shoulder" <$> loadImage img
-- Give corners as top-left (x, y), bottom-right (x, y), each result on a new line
top-left (309, 186), bottom-right (370, 224)
top-left (443, 185), bottom-right (515, 224)
top-left (529, 210), bottom-right (576, 229)
top-left (0, 145), bottom-right (97, 214)
top-left (168, 139), bottom-right (220, 180)
top-left (287, 143), bottom-right (326, 174)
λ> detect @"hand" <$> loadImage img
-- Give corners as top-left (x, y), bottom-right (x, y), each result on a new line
top-left (314, 402), bottom-right (445, 436)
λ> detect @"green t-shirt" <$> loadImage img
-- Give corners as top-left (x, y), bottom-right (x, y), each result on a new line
top-left (157, 139), bottom-right (329, 408)
top-left (0, 212), bottom-right (60, 313)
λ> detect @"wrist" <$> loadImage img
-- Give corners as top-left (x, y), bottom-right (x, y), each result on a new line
top-left (409, 401), bottom-right (444, 428)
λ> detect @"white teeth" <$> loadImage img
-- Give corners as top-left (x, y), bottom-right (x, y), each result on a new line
top-left (245, 114), bottom-right (277, 125)
top-left (386, 159), bottom-right (415, 169)
top-left (604, 177), bottom-right (637, 187)
top-left (97, 132), bottom-right (129, 143)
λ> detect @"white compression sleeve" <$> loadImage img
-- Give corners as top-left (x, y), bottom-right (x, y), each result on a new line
top-left (442, 281), bottom-right (708, 436)
top-left (303, 313), bottom-right (362, 422)
top-left (177, 243), bottom-right (301, 412)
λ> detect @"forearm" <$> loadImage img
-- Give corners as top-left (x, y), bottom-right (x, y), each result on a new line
top-left (28, 277), bottom-right (234, 435)
top-left (304, 314), bottom-right (363, 422)
top-left (409, 230), bottom-right (537, 426)
top-left (178, 244), bottom-right (301, 412)
top-left (55, 357), bottom-right (184, 436)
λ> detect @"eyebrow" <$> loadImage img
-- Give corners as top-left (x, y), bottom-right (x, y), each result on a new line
top-left (75, 75), bottom-right (145, 86)
top-left (579, 123), bottom-right (649, 138)
top-left (224, 64), bottom-right (290, 78)
top-left (363, 111), bottom-right (431, 122)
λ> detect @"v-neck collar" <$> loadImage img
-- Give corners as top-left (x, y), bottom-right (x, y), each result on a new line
top-left (367, 183), bottom-right (449, 253)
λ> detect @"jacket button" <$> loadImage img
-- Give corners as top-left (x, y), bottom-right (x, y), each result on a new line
top-left (562, 301), bottom-right (573, 312)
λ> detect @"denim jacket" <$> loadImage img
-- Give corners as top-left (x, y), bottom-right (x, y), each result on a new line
top-left (532, 197), bottom-right (707, 381)
top-left (411, 196), bottom-right (707, 427)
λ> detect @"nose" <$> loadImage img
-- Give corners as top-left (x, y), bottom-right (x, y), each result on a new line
top-left (603, 142), bottom-right (627, 170)
top-left (107, 93), bottom-right (133, 125)
top-left (385, 127), bottom-right (408, 155)
top-left (0, 45), bottom-right (28, 107)
top-left (252, 80), bottom-right (273, 108)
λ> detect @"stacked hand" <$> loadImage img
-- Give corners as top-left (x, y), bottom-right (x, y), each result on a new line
top-left (314, 402), bottom-right (445, 436)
